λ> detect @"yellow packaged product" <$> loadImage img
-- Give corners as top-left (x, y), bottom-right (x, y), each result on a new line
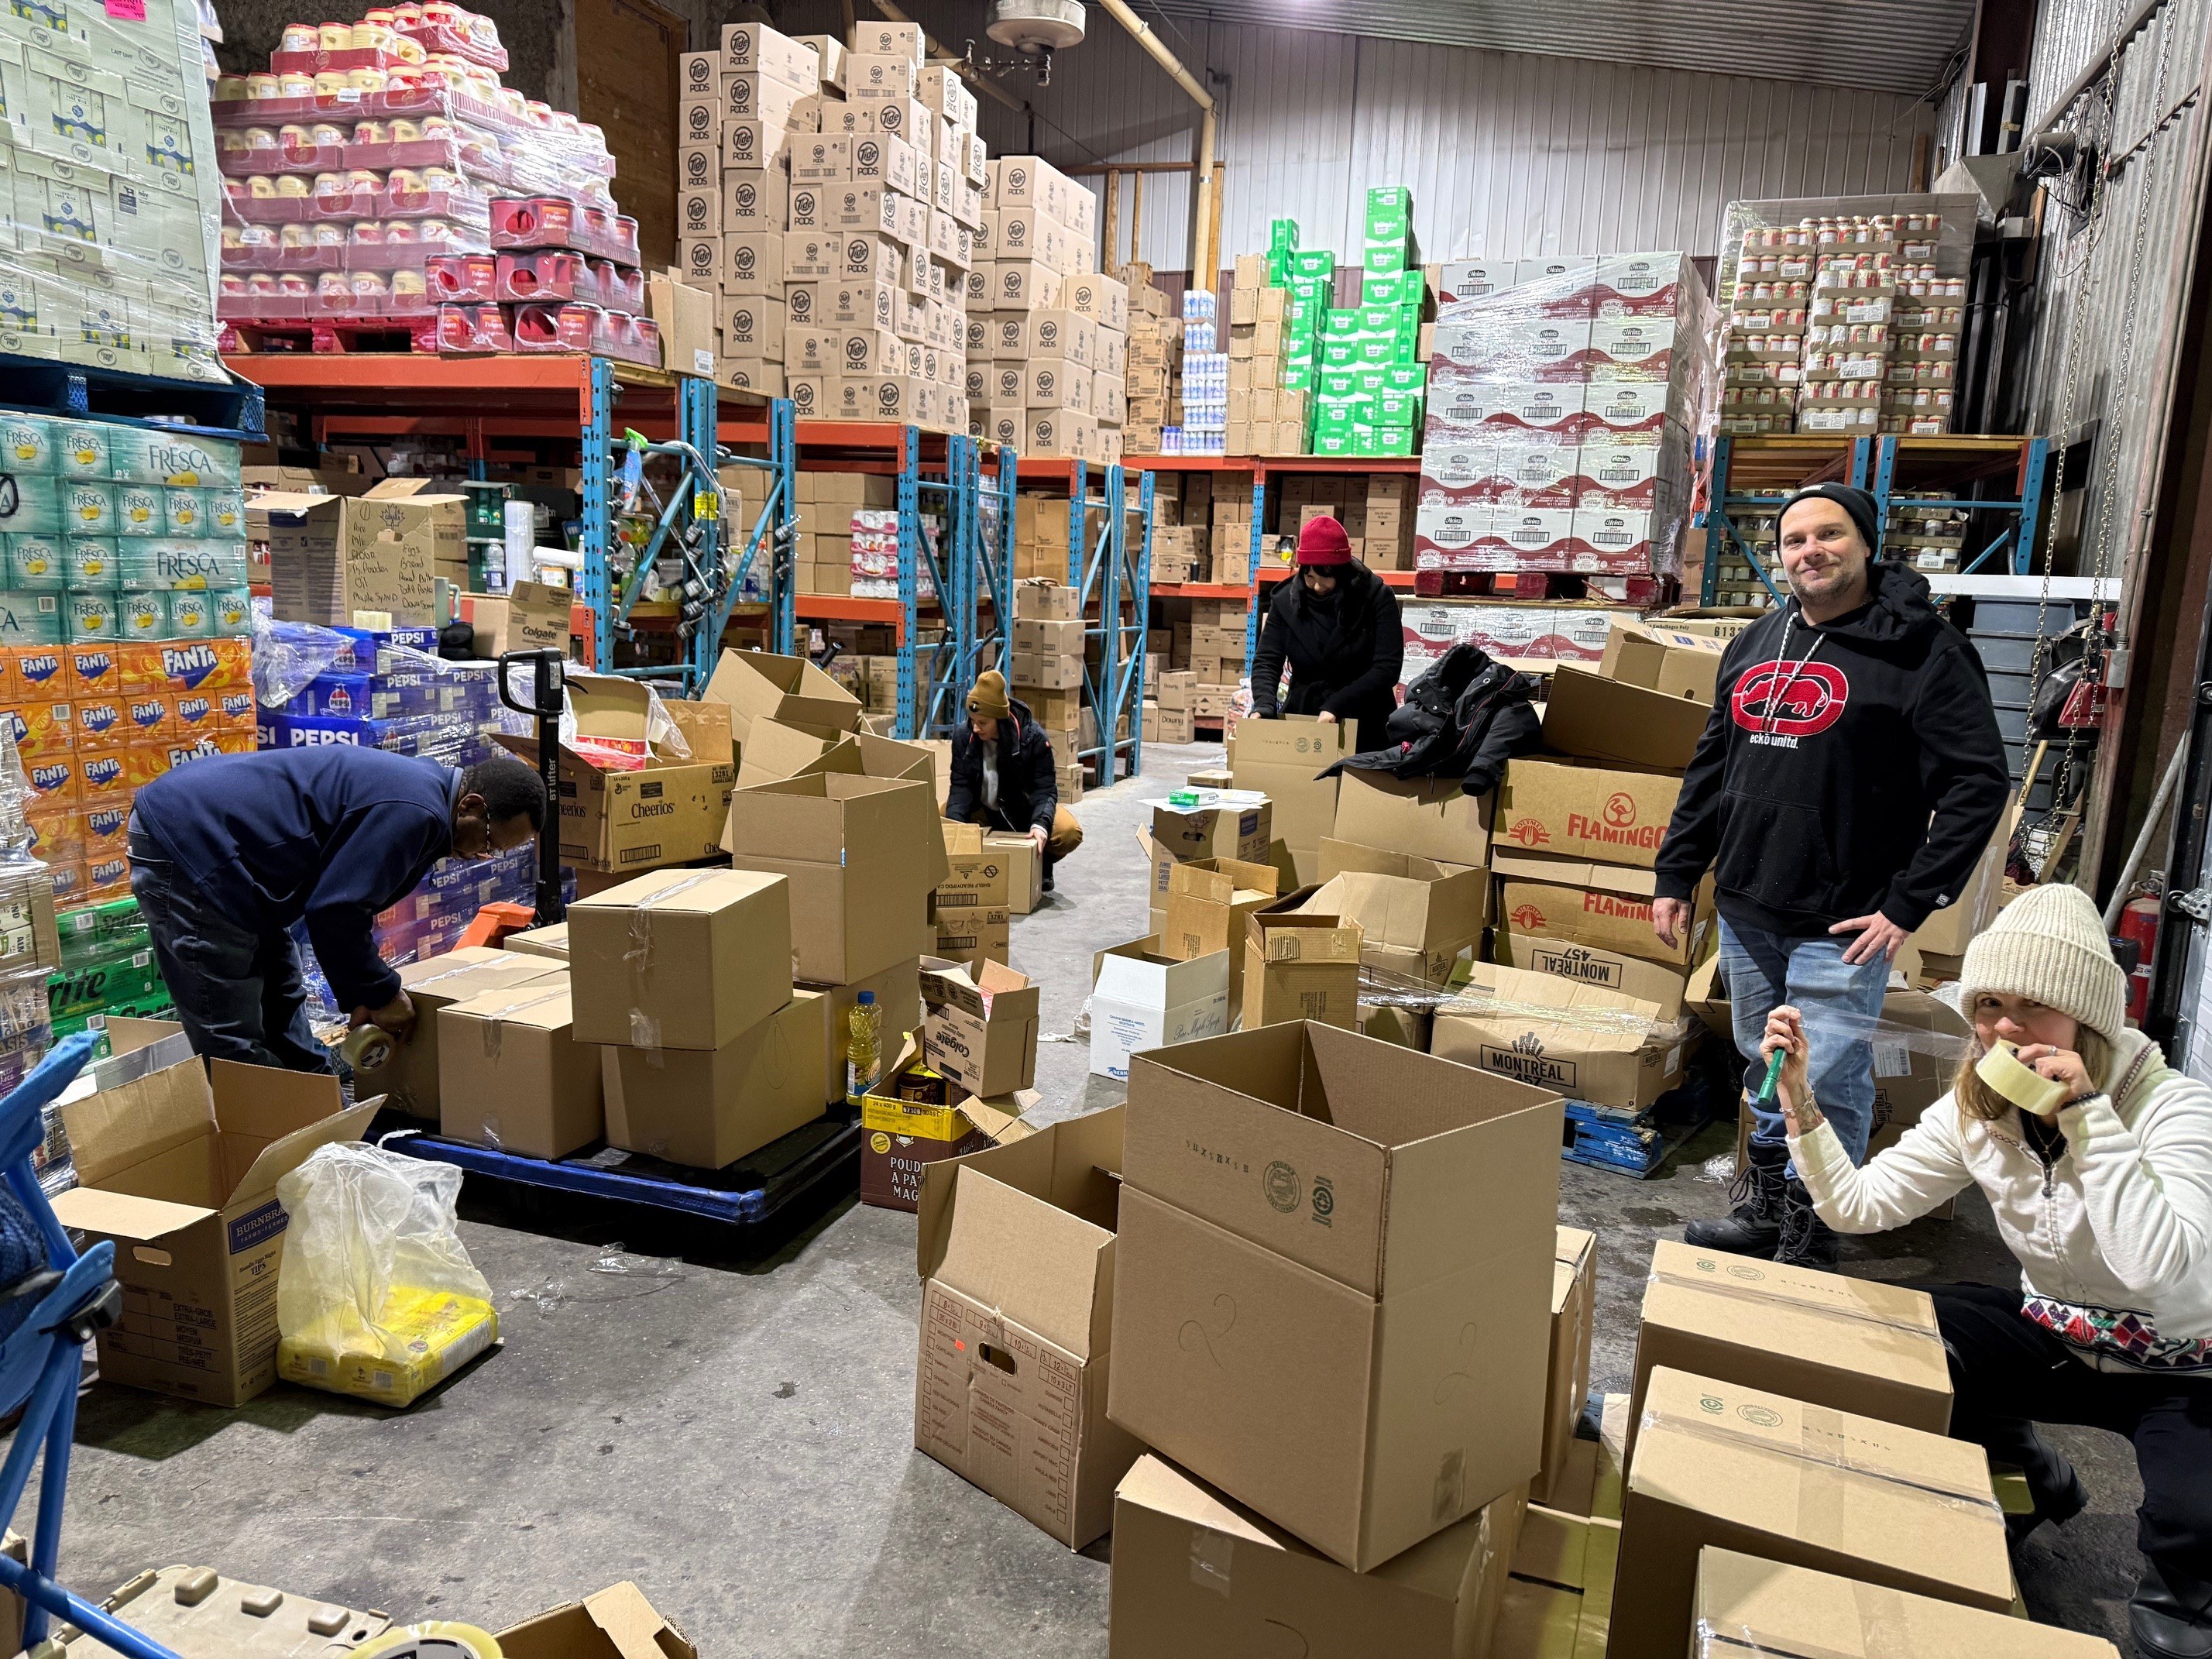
top-left (277, 1286), bottom-right (501, 1409)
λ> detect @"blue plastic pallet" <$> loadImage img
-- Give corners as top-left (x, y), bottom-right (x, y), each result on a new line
top-left (0, 352), bottom-right (267, 446)
top-left (1561, 1087), bottom-right (1713, 1179)
top-left (383, 1112), bottom-right (860, 1228)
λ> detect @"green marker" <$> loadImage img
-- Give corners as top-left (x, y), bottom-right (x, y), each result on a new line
top-left (1757, 1047), bottom-right (1786, 1104)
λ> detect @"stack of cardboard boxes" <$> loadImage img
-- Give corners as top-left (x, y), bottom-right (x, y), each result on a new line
top-left (1419, 252), bottom-right (1714, 588)
top-left (1224, 249), bottom-right (1314, 457)
top-left (792, 467), bottom-right (896, 597)
top-left (1121, 270), bottom-right (1182, 454)
top-left (678, 18), bottom-right (981, 428)
top-left (1270, 472), bottom-right (1413, 574)
top-left (1008, 576), bottom-right (1084, 754)
top-left (968, 160), bottom-right (1121, 461)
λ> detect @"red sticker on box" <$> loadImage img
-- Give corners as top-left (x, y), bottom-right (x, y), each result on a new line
top-left (105, 0), bottom-right (146, 17)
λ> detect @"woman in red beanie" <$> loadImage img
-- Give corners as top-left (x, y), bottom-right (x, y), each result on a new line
top-left (1249, 514), bottom-right (1403, 750)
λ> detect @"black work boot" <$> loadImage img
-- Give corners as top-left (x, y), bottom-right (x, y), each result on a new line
top-left (2004, 1431), bottom-right (2090, 1546)
top-left (1774, 1178), bottom-right (1841, 1269)
top-left (2133, 1562), bottom-right (2212, 1659)
top-left (1683, 1136), bottom-right (1786, 1255)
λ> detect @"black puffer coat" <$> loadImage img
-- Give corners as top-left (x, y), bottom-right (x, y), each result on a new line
top-left (1249, 561), bottom-right (1403, 752)
top-left (944, 697), bottom-right (1059, 834)
top-left (1324, 643), bottom-right (1541, 796)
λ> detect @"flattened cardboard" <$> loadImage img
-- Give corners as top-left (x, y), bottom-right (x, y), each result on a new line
top-left (1535, 1229), bottom-right (1597, 1510)
top-left (1540, 665), bottom-right (1707, 771)
top-left (1692, 1547), bottom-right (2120, 1659)
top-left (1111, 1021), bottom-right (1564, 1571)
top-left (1495, 760), bottom-right (1682, 870)
top-left (568, 867), bottom-right (794, 1051)
top-left (53, 1056), bottom-right (379, 1406)
top-left (1630, 1240), bottom-right (1951, 1446)
top-left (1231, 716), bottom-right (1350, 882)
top-left (915, 1107), bottom-right (1139, 1547)
top-left (1311, 840), bottom-right (1490, 988)
top-left (919, 959), bottom-right (1039, 1097)
top-left (703, 646), bottom-right (864, 738)
top-left (724, 772), bottom-right (946, 982)
top-left (1109, 1455), bottom-right (1526, 1659)
top-left (1331, 770), bottom-right (1495, 870)
top-left (496, 1580), bottom-right (699, 1659)
top-left (1608, 1368), bottom-right (2011, 1659)
top-left (602, 991), bottom-right (826, 1169)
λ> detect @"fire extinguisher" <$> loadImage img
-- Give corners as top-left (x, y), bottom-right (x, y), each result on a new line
top-left (2118, 892), bottom-right (2162, 1025)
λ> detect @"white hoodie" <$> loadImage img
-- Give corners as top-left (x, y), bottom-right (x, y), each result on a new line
top-left (1790, 1026), bottom-right (2212, 1371)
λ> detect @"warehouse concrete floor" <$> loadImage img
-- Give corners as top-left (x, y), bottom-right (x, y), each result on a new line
top-left (32, 741), bottom-right (2144, 1654)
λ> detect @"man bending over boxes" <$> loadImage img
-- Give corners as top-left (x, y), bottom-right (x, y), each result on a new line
top-left (946, 670), bottom-right (1083, 894)
top-left (128, 747), bottom-right (547, 1073)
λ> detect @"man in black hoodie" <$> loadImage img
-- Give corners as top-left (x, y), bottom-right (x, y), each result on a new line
top-left (944, 669), bottom-right (1084, 892)
top-left (1653, 483), bottom-right (2008, 1266)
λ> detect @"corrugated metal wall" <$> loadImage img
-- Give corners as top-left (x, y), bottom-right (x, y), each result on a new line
top-left (899, 12), bottom-right (1936, 273)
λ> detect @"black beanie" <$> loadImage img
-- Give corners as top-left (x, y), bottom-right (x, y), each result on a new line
top-left (1778, 483), bottom-right (1881, 554)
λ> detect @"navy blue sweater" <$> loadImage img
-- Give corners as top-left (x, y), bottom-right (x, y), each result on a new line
top-left (133, 747), bottom-right (459, 1012)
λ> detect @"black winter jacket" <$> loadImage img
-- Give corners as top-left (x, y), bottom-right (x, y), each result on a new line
top-left (1250, 562), bottom-right (1403, 751)
top-left (1654, 562), bottom-right (2009, 936)
top-left (945, 697), bottom-right (1059, 834)
top-left (1324, 643), bottom-right (1540, 797)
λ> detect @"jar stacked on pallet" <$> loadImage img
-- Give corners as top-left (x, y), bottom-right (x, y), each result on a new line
top-left (212, 4), bottom-right (650, 359)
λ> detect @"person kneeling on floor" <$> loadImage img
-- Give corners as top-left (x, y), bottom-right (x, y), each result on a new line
top-left (1756, 884), bottom-right (2212, 1659)
top-left (945, 669), bottom-right (1083, 893)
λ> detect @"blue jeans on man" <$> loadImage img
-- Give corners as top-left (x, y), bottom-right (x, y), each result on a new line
top-left (1718, 915), bottom-right (1888, 1168)
top-left (129, 814), bottom-right (335, 1073)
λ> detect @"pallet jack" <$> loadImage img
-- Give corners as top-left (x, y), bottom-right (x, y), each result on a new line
top-left (456, 647), bottom-right (570, 950)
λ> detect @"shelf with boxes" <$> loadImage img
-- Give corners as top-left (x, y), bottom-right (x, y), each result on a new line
top-left (237, 352), bottom-right (799, 683)
top-left (1005, 458), bottom-right (1149, 785)
top-left (1695, 432), bottom-right (2052, 607)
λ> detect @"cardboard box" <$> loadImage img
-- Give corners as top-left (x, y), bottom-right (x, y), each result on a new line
top-left (497, 674), bottom-right (735, 873)
top-left (984, 832), bottom-right (1046, 914)
top-left (1331, 771), bottom-right (1492, 869)
top-left (1432, 962), bottom-right (1680, 1110)
top-left (1111, 1021), bottom-right (1564, 1571)
top-left (648, 271), bottom-right (717, 379)
top-left (1493, 851), bottom-right (1713, 970)
top-left (1311, 840), bottom-right (1489, 987)
top-left (1491, 929), bottom-right (1695, 1023)
top-left (1598, 621), bottom-right (1728, 705)
top-left (1496, 759), bottom-right (1681, 868)
top-left (438, 978), bottom-right (604, 1160)
top-left (1231, 716), bottom-right (1349, 883)
top-left (862, 1026), bottom-right (1035, 1208)
top-left (724, 773), bottom-right (946, 982)
top-left (1147, 792), bottom-right (1273, 918)
top-left (497, 1581), bottom-right (698, 1659)
top-left (703, 647), bottom-right (863, 740)
top-left (1609, 1368), bottom-right (2013, 1659)
top-left (504, 923), bottom-right (569, 960)
top-left (1090, 936), bottom-right (1230, 1081)
top-left (567, 868), bottom-right (793, 1051)
top-left (1536, 1229), bottom-right (1597, 1510)
top-left (914, 1106), bottom-right (1140, 1547)
top-left (601, 991), bottom-right (826, 1169)
top-left (1691, 1547), bottom-right (2120, 1659)
top-left (934, 902), bottom-right (1012, 971)
top-left (1540, 665), bottom-right (1708, 774)
top-left (376, 950), bottom-right (568, 1119)
top-left (53, 1039), bottom-right (379, 1406)
top-left (736, 714), bottom-right (862, 791)
top-left (919, 959), bottom-right (1039, 1098)
top-left (1630, 1240), bottom-right (1951, 1445)
top-left (1506, 1501), bottom-right (1620, 1659)
top-left (1242, 895), bottom-right (1362, 1030)
top-left (1161, 856), bottom-right (1279, 1015)
top-left (1110, 1455), bottom-right (1526, 1659)
top-left (809, 955), bottom-right (922, 1108)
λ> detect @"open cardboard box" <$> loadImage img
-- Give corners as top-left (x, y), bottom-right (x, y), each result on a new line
top-left (703, 646), bottom-right (863, 739)
top-left (1242, 892), bottom-right (1362, 1031)
top-left (1090, 936), bottom-right (1231, 1080)
top-left (1161, 856), bottom-right (1280, 1015)
top-left (913, 1105), bottom-right (1139, 1547)
top-left (497, 673), bottom-right (737, 873)
top-left (1311, 838), bottom-right (1489, 988)
top-left (1230, 716), bottom-right (1348, 883)
top-left (1331, 770), bottom-right (1493, 870)
top-left (1493, 850), bottom-right (1715, 970)
top-left (53, 1030), bottom-right (381, 1407)
top-left (496, 1580), bottom-right (697, 1659)
top-left (919, 958), bottom-right (1039, 1097)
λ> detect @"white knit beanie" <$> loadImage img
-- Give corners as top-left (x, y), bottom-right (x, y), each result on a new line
top-left (1960, 884), bottom-right (2127, 1050)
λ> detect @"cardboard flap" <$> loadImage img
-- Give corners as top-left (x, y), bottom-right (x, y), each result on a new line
top-left (1490, 850), bottom-right (1662, 898)
top-left (50, 1184), bottom-right (211, 1242)
top-left (854, 730), bottom-right (936, 784)
top-left (208, 1058), bottom-right (347, 1142)
top-left (1540, 665), bottom-right (1708, 771)
top-left (227, 1100), bottom-right (381, 1207)
top-left (498, 1581), bottom-right (697, 1659)
top-left (1251, 909), bottom-right (1363, 962)
top-left (942, 819), bottom-right (986, 855)
top-left (918, 1104), bottom-right (1124, 1279)
top-left (1451, 962), bottom-right (1661, 1054)
top-left (60, 1059), bottom-right (214, 1193)
top-left (738, 716), bottom-right (863, 786)
top-left (934, 1166), bottom-right (1114, 1359)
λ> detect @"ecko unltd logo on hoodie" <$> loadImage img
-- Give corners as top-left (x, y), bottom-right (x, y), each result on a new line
top-left (1730, 660), bottom-right (1850, 740)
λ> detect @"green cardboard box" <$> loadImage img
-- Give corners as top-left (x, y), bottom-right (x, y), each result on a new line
top-left (1292, 249), bottom-right (1336, 280)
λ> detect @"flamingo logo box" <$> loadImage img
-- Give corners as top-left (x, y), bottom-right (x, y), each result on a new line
top-left (1497, 757), bottom-right (1683, 871)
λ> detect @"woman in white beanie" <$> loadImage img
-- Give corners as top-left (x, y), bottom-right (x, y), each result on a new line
top-left (1757, 881), bottom-right (2212, 1659)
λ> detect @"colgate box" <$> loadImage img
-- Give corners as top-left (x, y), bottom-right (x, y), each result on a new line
top-left (1426, 382), bottom-right (1583, 446)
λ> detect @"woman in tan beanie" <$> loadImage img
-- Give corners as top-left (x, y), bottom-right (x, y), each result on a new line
top-left (1757, 881), bottom-right (2212, 1658)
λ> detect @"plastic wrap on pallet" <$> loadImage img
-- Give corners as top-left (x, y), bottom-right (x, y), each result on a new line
top-left (1399, 598), bottom-right (1639, 678)
top-left (0, 0), bottom-right (226, 384)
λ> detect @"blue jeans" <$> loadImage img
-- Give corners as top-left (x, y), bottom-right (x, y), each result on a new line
top-left (129, 816), bottom-right (335, 1074)
top-left (1718, 915), bottom-right (1887, 1170)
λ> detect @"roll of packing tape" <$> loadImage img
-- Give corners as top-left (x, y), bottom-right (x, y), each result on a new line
top-left (1976, 1041), bottom-right (2076, 1118)
top-left (353, 1623), bottom-right (503, 1659)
